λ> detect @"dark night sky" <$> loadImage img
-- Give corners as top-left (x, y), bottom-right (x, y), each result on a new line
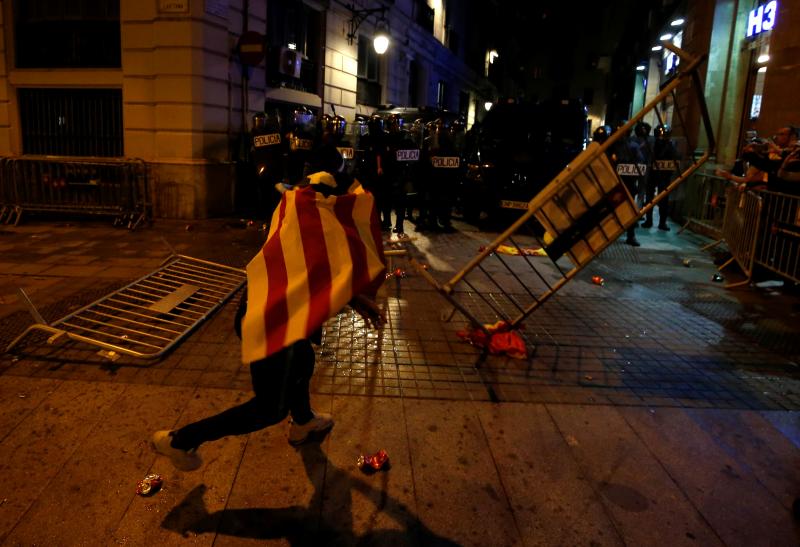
top-left (488, 0), bottom-right (653, 108)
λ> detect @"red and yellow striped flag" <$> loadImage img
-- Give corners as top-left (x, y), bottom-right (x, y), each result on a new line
top-left (241, 183), bottom-right (385, 363)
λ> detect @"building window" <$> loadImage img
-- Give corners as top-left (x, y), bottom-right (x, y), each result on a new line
top-left (409, 60), bottom-right (420, 106)
top-left (437, 80), bottom-right (447, 110)
top-left (18, 88), bottom-right (123, 157)
top-left (357, 36), bottom-right (381, 106)
top-left (14, 0), bottom-right (121, 68)
top-left (266, 0), bottom-right (322, 93)
top-left (415, 0), bottom-right (434, 33)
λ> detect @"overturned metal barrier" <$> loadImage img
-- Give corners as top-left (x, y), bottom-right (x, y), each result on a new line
top-left (412, 44), bottom-right (716, 333)
top-left (0, 155), bottom-right (150, 229)
top-left (6, 255), bottom-right (246, 360)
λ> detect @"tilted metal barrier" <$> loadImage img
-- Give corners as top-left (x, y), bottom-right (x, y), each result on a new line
top-left (411, 44), bottom-right (716, 334)
top-left (714, 186), bottom-right (763, 289)
top-left (678, 171), bottom-right (728, 239)
top-left (6, 255), bottom-right (246, 360)
top-left (0, 155), bottom-right (150, 229)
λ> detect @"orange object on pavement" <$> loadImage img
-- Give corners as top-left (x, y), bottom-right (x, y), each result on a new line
top-left (456, 320), bottom-right (528, 359)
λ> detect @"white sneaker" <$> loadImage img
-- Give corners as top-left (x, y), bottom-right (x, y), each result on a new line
top-left (152, 430), bottom-right (203, 471)
top-left (288, 412), bottom-right (334, 446)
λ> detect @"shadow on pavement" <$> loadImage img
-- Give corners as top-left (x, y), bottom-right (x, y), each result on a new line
top-left (161, 443), bottom-right (461, 546)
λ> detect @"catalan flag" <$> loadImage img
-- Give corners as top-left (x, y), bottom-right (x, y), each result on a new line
top-left (241, 181), bottom-right (385, 364)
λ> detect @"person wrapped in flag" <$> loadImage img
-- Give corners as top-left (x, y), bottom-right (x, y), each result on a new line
top-left (152, 144), bottom-right (386, 471)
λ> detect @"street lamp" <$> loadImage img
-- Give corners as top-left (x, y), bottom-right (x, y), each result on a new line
top-left (346, 4), bottom-right (390, 55)
top-left (373, 18), bottom-right (390, 54)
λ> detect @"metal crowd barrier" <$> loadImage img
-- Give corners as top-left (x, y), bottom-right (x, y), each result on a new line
top-left (754, 190), bottom-right (800, 284)
top-left (0, 155), bottom-right (150, 229)
top-left (411, 43), bottom-right (716, 334)
top-left (714, 186), bottom-right (763, 289)
top-left (6, 255), bottom-right (246, 361)
top-left (678, 170), bottom-right (728, 239)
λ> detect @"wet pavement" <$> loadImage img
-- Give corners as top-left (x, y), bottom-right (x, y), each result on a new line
top-left (0, 214), bottom-right (799, 545)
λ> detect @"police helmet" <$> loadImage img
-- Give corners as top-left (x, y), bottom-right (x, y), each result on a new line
top-left (333, 115), bottom-right (347, 138)
top-left (592, 125), bottom-right (612, 144)
top-left (252, 112), bottom-right (266, 131)
top-left (386, 114), bottom-right (403, 133)
top-left (367, 114), bottom-right (384, 135)
top-left (654, 124), bottom-right (672, 140)
top-left (450, 118), bottom-right (466, 135)
top-left (292, 107), bottom-right (315, 131)
top-left (318, 113), bottom-right (335, 135)
top-left (431, 118), bottom-right (446, 135)
top-left (634, 121), bottom-right (652, 139)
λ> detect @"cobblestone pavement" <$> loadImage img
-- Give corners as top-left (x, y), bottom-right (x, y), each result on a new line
top-left (0, 215), bottom-right (798, 545)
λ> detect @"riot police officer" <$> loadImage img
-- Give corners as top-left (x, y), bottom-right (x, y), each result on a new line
top-left (359, 114), bottom-right (389, 229)
top-left (250, 111), bottom-right (284, 216)
top-left (609, 120), bottom-right (645, 246)
top-left (383, 114), bottom-right (419, 235)
top-left (422, 118), bottom-right (460, 231)
top-left (284, 106), bottom-right (316, 185)
top-left (634, 121), bottom-right (653, 207)
top-left (642, 124), bottom-right (679, 230)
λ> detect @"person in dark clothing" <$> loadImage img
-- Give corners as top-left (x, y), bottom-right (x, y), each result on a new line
top-left (742, 125), bottom-right (799, 194)
top-left (642, 124), bottom-right (679, 230)
top-left (358, 115), bottom-right (390, 229)
top-left (383, 114), bottom-right (417, 235)
top-left (421, 118), bottom-right (460, 231)
top-left (609, 121), bottom-right (645, 246)
top-left (152, 146), bottom-right (386, 471)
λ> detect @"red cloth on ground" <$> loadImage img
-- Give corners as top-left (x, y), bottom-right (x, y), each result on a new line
top-left (456, 320), bottom-right (528, 359)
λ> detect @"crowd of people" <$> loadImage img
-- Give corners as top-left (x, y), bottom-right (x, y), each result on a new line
top-left (715, 125), bottom-right (799, 195)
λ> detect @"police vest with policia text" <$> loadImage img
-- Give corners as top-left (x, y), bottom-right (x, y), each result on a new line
top-left (253, 133), bottom-right (281, 148)
top-left (430, 156), bottom-right (460, 168)
top-left (615, 163), bottom-right (648, 176)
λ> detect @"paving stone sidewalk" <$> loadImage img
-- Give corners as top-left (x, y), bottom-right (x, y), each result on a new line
top-left (0, 217), bottom-right (798, 545)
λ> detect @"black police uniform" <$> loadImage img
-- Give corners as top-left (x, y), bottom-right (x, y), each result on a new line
top-left (250, 113), bottom-right (284, 216)
top-left (643, 127), bottom-right (679, 230)
top-left (358, 117), bottom-right (389, 229)
top-left (285, 108), bottom-right (316, 186)
top-left (423, 125), bottom-right (460, 231)
top-left (384, 128), bottom-right (419, 234)
top-left (608, 129), bottom-right (645, 245)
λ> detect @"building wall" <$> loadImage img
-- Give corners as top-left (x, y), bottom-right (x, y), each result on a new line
top-left (0, 0), bottom-right (490, 219)
top-left (757, 0), bottom-right (800, 139)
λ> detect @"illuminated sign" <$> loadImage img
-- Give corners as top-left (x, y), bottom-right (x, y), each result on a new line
top-left (746, 1), bottom-right (777, 38)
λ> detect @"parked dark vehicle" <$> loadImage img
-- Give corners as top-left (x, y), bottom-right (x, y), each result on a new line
top-left (460, 98), bottom-right (588, 222)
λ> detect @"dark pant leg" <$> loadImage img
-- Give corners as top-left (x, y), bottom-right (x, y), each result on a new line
top-left (286, 338), bottom-right (315, 424)
top-left (656, 177), bottom-right (669, 224)
top-left (624, 178), bottom-right (638, 239)
top-left (170, 340), bottom-right (313, 450)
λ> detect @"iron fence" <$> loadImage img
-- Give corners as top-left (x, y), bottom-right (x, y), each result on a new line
top-left (0, 155), bottom-right (150, 228)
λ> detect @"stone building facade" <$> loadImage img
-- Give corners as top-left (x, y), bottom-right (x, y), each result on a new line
top-left (0, 0), bottom-right (493, 219)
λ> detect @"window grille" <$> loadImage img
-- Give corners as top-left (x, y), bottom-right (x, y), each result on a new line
top-left (18, 88), bottom-right (124, 157)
